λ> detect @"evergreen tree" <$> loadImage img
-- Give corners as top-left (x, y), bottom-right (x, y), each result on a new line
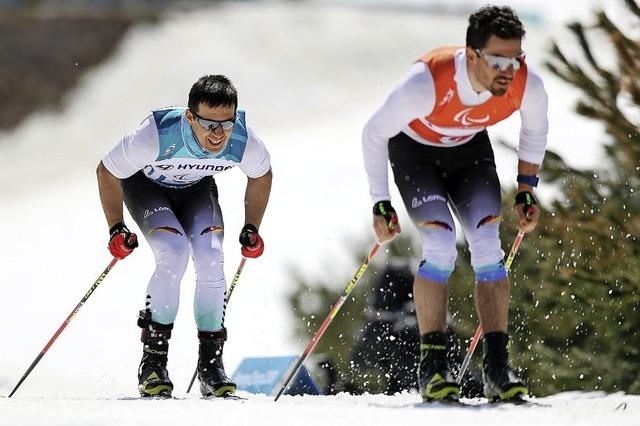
top-left (507, 0), bottom-right (640, 394)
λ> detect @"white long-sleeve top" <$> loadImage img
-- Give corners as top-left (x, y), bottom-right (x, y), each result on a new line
top-left (362, 48), bottom-right (548, 203)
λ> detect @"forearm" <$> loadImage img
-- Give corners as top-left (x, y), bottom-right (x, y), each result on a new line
top-left (517, 160), bottom-right (540, 193)
top-left (97, 161), bottom-right (125, 228)
top-left (362, 124), bottom-right (392, 203)
top-left (244, 169), bottom-right (272, 229)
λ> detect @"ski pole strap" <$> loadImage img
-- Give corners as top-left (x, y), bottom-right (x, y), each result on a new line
top-left (514, 191), bottom-right (537, 215)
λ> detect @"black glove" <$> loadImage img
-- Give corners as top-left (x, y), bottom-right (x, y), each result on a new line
top-left (239, 224), bottom-right (264, 258)
top-left (514, 191), bottom-right (538, 215)
top-left (373, 200), bottom-right (397, 226)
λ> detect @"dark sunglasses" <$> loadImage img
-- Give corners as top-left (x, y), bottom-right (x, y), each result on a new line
top-left (475, 49), bottom-right (525, 71)
top-left (190, 109), bottom-right (236, 131)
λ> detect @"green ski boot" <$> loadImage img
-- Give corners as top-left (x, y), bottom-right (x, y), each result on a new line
top-left (482, 332), bottom-right (528, 402)
top-left (137, 313), bottom-right (174, 398)
top-left (418, 331), bottom-right (460, 402)
top-left (198, 329), bottom-right (237, 398)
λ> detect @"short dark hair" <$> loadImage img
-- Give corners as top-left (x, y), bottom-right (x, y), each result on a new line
top-left (466, 5), bottom-right (525, 50)
top-left (188, 74), bottom-right (238, 111)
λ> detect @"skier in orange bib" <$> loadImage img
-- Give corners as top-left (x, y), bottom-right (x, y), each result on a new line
top-left (362, 6), bottom-right (548, 402)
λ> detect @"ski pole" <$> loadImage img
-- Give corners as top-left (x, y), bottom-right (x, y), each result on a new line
top-left (274, 241), bottom-right (383, 401)
top-left (9, 257), bottom-right (119, 397)
top-left (186, 256), bottom-right (247, 394)
top-left (456, 230), bottom-right (525, 385)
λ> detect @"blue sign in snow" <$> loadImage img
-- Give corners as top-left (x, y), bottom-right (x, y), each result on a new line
top-left (232, 355), bottom-right (321, 396)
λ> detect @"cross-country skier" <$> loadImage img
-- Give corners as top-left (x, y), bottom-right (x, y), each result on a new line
top-left (97, 75), bottom-right (272, 398)
top-left (362, 5), bottom-right (547, 402)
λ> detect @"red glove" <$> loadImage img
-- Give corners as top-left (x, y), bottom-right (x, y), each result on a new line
top-left (239, 224), bottom-right (264, 258)
top-left (108, 222), bottom-right (139, 259)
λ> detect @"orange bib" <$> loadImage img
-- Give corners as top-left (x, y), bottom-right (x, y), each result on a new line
top-left (408, 47), bottom-right (527, 145)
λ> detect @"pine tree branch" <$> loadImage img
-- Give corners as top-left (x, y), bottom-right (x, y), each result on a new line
top-left (626, 0), bottom-right (640, 19)
top-left (567, 22), bottom-right (603, 74)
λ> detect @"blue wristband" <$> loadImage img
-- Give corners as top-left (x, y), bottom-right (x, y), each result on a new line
top-left (517, 174), bottom-right (539, 187)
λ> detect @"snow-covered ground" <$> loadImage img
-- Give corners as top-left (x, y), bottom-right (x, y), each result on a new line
top-left (1, 392), bottom-right (638, 426)
top-left (0, 1), bottom-right (636, 424)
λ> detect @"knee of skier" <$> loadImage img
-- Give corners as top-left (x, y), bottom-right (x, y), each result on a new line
top-left (418, 219), bottom-right (456, 258)
top-left (194, 260), bottom-right (225, 284)
top-left (149, 226), bottom-right (190, 266)
top-left (468, 223), bottom-right (507, 283)
top-left (475, 214), bottom-right (502, 229)
top-left (192, 232), bottom-right (224, 282)
top-left (472, 260), bottom-right (508, 283)
top-left (468, 218), bottom-right (503, 270)
top-left (200, 225), bottom-right (224, 238)
top-left (417, 227), bottom-right (457, 284)
top-left (417, 258), bottom-right (456, 284)
top-left (417, 219), bottom-right (454, 232)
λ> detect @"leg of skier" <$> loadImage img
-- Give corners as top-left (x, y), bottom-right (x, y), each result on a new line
top-left (177, 176), bottom-right (236, 397)
top-left (449, 136), bottom-right (528, 402)
top-left (136, 311), bottom-right (175, 398)
top-left (389, 135), bottom-right (460, 402)
top-left (123, 172), bottom-right (191, 397)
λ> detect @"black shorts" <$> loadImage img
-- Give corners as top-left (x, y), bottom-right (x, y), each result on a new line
top-left (388, 130), bottom-right (502, 232)
top-left (121, 172), bottom-right (219, 231)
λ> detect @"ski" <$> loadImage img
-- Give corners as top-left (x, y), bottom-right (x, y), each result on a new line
top-left (202, 394), bottom-right (247, 401)
top-left (415, 396), bottom-right (548, 408)
top-left (119, 395), bottom-right (183, 401)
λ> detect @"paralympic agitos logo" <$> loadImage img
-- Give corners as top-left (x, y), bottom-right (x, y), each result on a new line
top-left (453, 107), bottom-right (489, 126)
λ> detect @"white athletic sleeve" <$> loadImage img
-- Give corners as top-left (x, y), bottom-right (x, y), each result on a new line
top-left (102, 115), bottom-right (160, 179)
top-left (517, 67), bottom-right (549, 165)
top-left (362, 62), bottom-right (435, 203)
top-left (239, 127), bottom-right (271, 178)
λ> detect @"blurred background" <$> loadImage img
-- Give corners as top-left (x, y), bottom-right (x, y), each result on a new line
top-left (0, 0), bottom-right (637, 399)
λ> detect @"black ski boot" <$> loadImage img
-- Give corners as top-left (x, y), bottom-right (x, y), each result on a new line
top-left (482, 331), bottom-right (528, 402)
top-left (445, 326), bottom-right (484, 398)
top-left (197, 329), bottom-right (237, 398)
top-left (417, 331), bottom-right (460, 402)
top-left (137, 311), bottom-right (174, 398)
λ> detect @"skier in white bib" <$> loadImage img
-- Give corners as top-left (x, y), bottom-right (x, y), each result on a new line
top-left (97, 75), bottom-right (272, 398)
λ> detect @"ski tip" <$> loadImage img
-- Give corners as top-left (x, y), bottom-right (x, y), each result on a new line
top-left (201, 390), bottom-right (246, 401)
top-left (138, 392), bottom-right (174, 400)
top-left (492, 394), bottom-right (531, 405)
top-left (223, 394), bottom-right (247, 401)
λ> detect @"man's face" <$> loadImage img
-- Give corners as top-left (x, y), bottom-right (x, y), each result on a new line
top-left (467, 35), bottom-right (523, 96)
top-left (186, 103), bottom-right (236, 154)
